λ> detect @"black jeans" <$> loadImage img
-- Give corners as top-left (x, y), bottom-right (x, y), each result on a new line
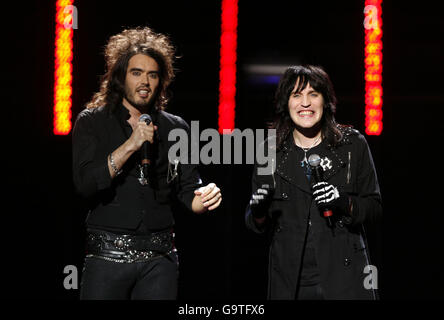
top-left (296, 283), bottom-right (325, 300)
top-left (80, 251), bottom-right (178, 300)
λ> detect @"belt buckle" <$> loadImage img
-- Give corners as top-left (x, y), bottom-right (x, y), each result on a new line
top-left (114, 236), bottom-right (132, 251)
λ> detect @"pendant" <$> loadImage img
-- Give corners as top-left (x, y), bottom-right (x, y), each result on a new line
top-left (167, 159), bottom-right (179, 184)
top-left (138, 165), bottom-right (148, 185)
top-left (301, 151), bottom-right (308, 167)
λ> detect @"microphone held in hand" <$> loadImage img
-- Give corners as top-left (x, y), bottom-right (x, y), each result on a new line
top-left (139, 113), bottom-right (152, 124)
top-left (308, 154), bottom-right (333, 228)
top-left (139, 114), bottom-right (152, 185)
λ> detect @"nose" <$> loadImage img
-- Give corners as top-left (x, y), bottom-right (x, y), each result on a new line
top-left (139, 74), bottom-right (150, 87)
top-left (145, 74), bottom-right (151, 86)
top-left (301, 94), bottom-right (311, 107)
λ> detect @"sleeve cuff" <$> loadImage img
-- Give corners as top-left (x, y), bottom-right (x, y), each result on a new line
top-left (343, 195), bottom-right (360, 225)
top-left (93, 158), bottom-right (112, 191)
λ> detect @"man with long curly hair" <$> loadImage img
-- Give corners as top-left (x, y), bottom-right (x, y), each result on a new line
top-left (72, 27), bottom-right (222, 299)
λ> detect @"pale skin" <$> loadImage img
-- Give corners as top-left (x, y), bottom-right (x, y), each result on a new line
top-left (107, 54), bottom-right (222, 214)
top-left (254, 80), bottom-right (324, 225)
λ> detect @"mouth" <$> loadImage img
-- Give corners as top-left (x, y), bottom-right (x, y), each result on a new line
top-left (297, 110), bottom-right (315, 117)
top-left (136, 88), bottom-right (150, 98)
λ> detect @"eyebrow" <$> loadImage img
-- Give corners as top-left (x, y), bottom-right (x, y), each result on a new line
top-left (129, 67), bottom-right (159, 74)
top-left (292, 89), bottom-right (319, 94)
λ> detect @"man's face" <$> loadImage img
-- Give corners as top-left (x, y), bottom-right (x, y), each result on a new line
top-left (123, 54), bottom-right (160, 111)
top-left (288, 80), bottom-right (324, 130)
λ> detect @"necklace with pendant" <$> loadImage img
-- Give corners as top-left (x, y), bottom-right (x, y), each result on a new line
top-left (301, 147), bottom-right (310, 166)
top-left (296, 135), bottom-right (322, 167)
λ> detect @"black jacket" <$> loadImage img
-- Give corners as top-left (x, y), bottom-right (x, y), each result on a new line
top-left (72, 105), bottom-right (202, 232)
top-left (246, 127), bottom-right (382, 299)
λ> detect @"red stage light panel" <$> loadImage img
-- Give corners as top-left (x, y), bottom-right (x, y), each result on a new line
top-left (218, 0), bottom-right (238, 134)
top-left (364, 0), bottom-right (383, 136)
top-left (54, 0), bottom-right (74, 135)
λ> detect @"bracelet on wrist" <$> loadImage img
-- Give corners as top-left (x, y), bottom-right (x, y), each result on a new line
top-left (109, 153), bottom-right (123, 176)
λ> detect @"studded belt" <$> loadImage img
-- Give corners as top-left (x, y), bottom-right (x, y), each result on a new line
top-left (85, 228), bottom-right (175, 263)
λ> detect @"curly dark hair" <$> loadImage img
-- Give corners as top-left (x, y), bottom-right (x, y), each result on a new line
top-left (271, 65), bottom-right (344, 149)
top-left (86, 27), bottom-right (176, 112)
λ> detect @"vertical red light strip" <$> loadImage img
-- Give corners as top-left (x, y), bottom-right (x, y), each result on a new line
top-left (218, 0), bottom-right (238, 134)
top-left (364, 0), bottom-right (383, 135)
top-left (54, 0), bottom-right (74, 135)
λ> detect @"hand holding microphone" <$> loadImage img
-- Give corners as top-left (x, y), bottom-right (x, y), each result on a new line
top-left (136, 114), bottom-right (157, 185)
top-left (308, 154), bottom-right (350, 227)
top-left (128, 114), bottom-right (157, 150)
top-left (108, 114), bottom-right (157, 181)
top-left (312, 181), bottom-right (339, 206)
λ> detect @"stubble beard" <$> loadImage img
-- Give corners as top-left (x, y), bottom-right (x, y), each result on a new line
top-left (124, 87), bottom-right (157, 114)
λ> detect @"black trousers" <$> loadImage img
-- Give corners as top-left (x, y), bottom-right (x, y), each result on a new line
top-left (296, 283), bottom-right (325, 300)
top-left (80, 251), bottom-right (178, 300)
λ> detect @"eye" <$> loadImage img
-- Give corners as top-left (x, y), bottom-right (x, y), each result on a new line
top-left (293, 93), bottom-right (301, 98)
top-left (311, 93), bottom-right (319, 97)
top-left (131, 71), bottom-right (141, 76)
top-left (149, 73), bottom-right (159, 79)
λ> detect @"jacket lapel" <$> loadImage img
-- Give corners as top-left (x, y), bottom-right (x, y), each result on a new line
top-left (275, 139), bottom-right (312, 194)
top-left (317, 146), bottom-right (347, 182)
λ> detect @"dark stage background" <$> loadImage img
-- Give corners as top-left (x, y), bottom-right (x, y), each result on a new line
top-left (4, 0), bottom-right (443, 300)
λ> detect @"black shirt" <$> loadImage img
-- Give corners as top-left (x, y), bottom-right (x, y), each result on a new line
top-left (289, 139), bottom-right (322, 287)
top-left (72, 104), bottom-right (202, 234)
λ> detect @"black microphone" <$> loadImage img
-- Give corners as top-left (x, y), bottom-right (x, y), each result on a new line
top-left (308, 154), bottom-right (333, 228)
top-left (139, 114), bottom-right (152, 184)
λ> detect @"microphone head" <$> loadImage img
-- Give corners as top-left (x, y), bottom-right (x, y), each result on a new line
top-left (308, 154), bottom-right (321, 167)
top-left (139, 114), bottom-right (152, 124)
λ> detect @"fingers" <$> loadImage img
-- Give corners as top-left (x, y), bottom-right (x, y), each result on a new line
top-left (249, 187), bottom-right (271, 209)
top-left (251, 185), bottom-right (273, 203)
top-left (135, 122), bottom-right (156, 144)
top-left (200, 183), bottom-right (216, 199)
top-left (205, 192), bottom-right (222, 210)
top-left (208, 196), bottom-right (222, 211)
top-left (201, 184), bottom-right (220, 203)
top-left (313, 183), bottom-right (339, 204)
top-left (313, 184), bottom-right (336, 196)
top-left (197, 183), bottom-right (222, 210)
top-left (312, 181), bottom-right (328, 190)
top-left (256, 188), bottom-right (270, 197)
top-left (250, 197), bottom-right (263, 206)
top-left (256, 188), bottom-right (268, 195)
top-left (252, 193), bottom-right (266, 201)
